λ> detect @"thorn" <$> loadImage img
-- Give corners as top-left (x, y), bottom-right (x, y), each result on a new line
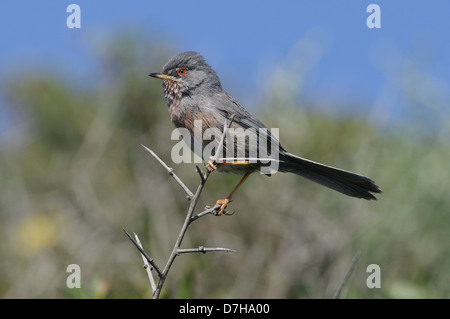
top-left (195, 165), bottom-right (206, 183)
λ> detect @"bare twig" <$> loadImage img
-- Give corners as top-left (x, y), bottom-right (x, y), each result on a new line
top-left (177, 246), bottom-right (236, 254)
top-left (141, 144), bottom-right (194, 200)
top-left (123, 229), bottom-right (163, 277)
top-left (333, 250), bottom-right (362, 299)
top-left (195, 165), bottom-right (206, 184)
top-left (190, 205), bottom-right (222, 221)
top-left (211, 114), bottom-right (235, 166)
top-left (127, 115), bottom-right (236, 299)
top-left (133, 232), bottom-right (157, 292)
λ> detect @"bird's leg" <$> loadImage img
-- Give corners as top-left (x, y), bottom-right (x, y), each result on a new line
top-left (214, 172), bottom-right (251, 215)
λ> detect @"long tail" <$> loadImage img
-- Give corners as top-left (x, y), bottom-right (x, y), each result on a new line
top-left (278, 152), bottom-right (382, 200)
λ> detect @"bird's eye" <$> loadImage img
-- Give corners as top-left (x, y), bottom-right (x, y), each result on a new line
top-left (177, 67), bottom-right (187, 76)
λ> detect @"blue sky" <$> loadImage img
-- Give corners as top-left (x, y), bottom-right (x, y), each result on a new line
top-left (1, 1), bottom-right (449, 131)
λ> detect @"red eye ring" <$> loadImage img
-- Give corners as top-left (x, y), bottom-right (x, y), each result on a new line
top-left (177, 67), bottom-right (187, 76)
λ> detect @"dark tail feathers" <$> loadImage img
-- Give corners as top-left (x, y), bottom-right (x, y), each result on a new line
top-left (278, 152), bottom-right (382, 200)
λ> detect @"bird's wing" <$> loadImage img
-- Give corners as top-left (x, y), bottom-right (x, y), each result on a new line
top-left (212, 92), bottom-right (287, 153)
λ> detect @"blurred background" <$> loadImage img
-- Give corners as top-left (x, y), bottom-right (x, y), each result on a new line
top-left (1, 1), bottom-right (449, 298)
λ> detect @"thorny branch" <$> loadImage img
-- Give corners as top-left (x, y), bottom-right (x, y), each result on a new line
top-left (140, 144), bottom-right (194, 200)
top-left (131, 232), bottom-right (157, 291)
top-left (125, 116), bottom-right (236, 299)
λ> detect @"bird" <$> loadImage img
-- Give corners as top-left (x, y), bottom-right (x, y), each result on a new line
top-left (149, 51), bottom-right (381, 215)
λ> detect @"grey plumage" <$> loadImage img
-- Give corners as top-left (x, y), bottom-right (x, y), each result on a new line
top-left (150, 51), bottom-right (382, 200)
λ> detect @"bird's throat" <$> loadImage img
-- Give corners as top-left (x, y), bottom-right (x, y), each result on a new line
top-left (163, 78), bottom-right (183, 107)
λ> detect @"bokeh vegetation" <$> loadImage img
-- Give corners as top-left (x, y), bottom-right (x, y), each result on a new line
top-left (0, 33), bottom-right (449, 298)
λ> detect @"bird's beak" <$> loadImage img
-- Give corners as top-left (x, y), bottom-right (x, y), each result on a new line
top-left (149, 72), bottom-right (170, 80)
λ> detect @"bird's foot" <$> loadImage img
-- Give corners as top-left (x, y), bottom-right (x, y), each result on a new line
top-left (206, 157), bottom-right (217, 172)
top-left (213, 198), bottom-right (234, 216)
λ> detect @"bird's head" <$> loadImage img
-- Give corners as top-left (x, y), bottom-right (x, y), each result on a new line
top-left (150, 51), bottom-right (222, 105)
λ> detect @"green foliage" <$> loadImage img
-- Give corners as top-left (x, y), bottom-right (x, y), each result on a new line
top-left (0, 33), bottom-right (448, 298)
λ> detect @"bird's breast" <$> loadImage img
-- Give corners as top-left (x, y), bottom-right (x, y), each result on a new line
top-left (169, 100), bottom-right (184, 127)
